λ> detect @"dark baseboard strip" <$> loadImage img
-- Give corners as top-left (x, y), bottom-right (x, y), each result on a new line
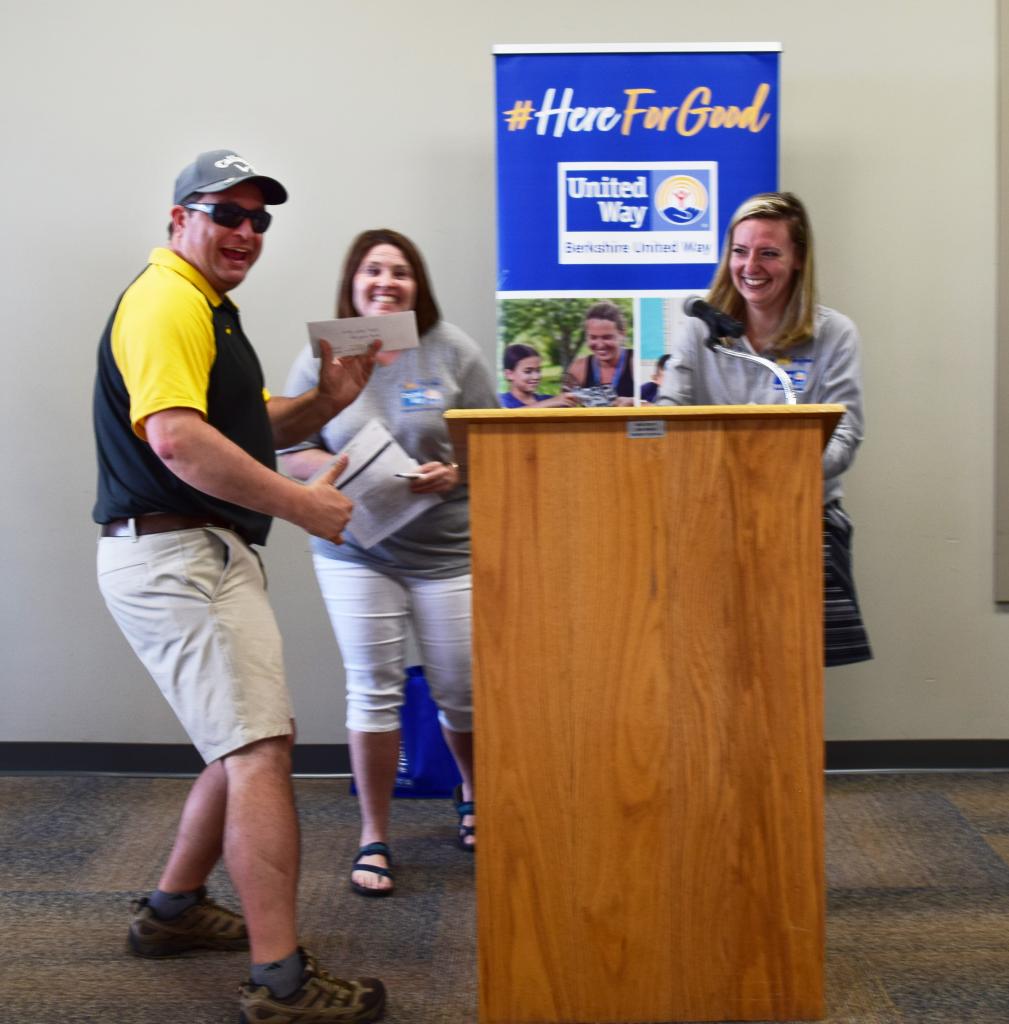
top-left (825, 739), bottom-right (1009, 771)
top-left (0, 742), bottom-right (350, 776)
top-left (1, 740), bottom-right (1008, 776)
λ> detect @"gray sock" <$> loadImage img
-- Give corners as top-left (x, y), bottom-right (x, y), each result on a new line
top-left (252, 949), bottom-right (305, 999)
top-left (148, 887), bottom-right (200, 920)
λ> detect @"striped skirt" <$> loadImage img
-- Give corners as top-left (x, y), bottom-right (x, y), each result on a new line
top-left (823, 500), bottom-right (873, 667)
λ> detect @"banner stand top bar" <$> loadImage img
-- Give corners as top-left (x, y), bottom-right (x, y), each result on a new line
top-left (492, 42), bottom-right (782, 55)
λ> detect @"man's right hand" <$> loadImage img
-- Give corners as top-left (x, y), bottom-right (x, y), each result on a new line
top-left (297, 454), bottom-right (353, 544)
top-left (145, 408), bottom-right (355, 543)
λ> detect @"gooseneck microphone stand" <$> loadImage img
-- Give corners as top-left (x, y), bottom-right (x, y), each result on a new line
top-left (704, 332), bottom-right (797, 406)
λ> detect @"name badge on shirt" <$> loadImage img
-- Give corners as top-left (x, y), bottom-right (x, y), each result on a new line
top-left (774, 356), bottom-right (813, 393)
top-left (400, 378), bottom-right (445, 411)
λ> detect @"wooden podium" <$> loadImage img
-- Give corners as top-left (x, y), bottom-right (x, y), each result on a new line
top-left (445, 405), bottom-right (841, 1024)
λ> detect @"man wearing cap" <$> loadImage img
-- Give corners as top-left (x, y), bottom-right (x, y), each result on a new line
top-left (93, 150), bottom-right (385, 1022)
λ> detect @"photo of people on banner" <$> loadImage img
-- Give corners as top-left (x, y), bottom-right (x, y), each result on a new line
top-left (498, 297), bottom-right (634, 407)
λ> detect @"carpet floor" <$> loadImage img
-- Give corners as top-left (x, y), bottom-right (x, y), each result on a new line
top-left (0, 772), bottom-right (1007, 1023)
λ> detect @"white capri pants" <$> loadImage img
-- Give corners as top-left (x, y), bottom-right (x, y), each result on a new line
top-left (313, 557), bottom-right (473, 734)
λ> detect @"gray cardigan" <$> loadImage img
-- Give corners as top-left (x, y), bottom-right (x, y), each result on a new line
top-left (656, 305), bottom-right (865, 504)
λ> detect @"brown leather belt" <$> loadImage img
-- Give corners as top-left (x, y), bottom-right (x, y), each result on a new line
top-left (100, 513), bottom-right (236, 538)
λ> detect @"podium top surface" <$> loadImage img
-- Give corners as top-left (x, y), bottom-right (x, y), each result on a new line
top-left (446, 404), bottom-right (843, 447)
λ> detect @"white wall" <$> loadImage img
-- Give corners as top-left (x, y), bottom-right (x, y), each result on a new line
top-left (0, 0), bottom-right (1002, 745)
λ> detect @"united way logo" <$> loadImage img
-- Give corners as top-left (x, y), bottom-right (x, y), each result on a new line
top-left (557, 160), bottom-right (718, 265)
top-left (655, 174), bottom-right (709, 227)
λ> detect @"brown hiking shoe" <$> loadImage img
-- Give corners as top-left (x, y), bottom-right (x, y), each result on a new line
top-left (127, 887), bottom-right (248, 957)
top-left (238, 949), bottom-right (385, 1023)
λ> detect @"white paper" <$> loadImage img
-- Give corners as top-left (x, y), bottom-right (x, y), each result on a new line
top-left (308, 310), bottom-right (419, 358)
top-left (311, 418), bottom-right (441, 549)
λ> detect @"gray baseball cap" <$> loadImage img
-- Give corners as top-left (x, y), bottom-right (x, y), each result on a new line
top-left (173, 149), bottom-right (288, 205)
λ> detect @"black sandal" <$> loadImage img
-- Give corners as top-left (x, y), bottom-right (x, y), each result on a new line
top-left (452, 784), bottom-right (475, 853)
top-left (350, 842), bottom-right (394, 897)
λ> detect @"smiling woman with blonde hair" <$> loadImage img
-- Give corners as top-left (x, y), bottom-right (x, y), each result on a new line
top-left (705, 191), bottom-right (816, 351)
top-left (658, 192), bottom-right (872, 667)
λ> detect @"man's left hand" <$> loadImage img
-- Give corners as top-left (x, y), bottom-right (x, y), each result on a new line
top-left (318, 339), bottom-right (380, 412)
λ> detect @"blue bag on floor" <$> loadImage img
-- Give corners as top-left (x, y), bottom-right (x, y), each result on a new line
top-left (351, 666), bottom-right (462, 799)
top-left (394, 665), bottom-right (462, 798)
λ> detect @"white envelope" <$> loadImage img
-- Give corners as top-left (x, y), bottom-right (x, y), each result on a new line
top-left (308, 310), bottom-right (419, 358)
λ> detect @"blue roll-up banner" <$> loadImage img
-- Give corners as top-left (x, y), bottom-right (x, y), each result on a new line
top-left (493, 44), bottom-right (780, 407)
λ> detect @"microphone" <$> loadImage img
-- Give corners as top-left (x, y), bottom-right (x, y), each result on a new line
top-left (683, 295), bottom-right (745, 340)
top-left (683, 296), bottom-right (797, 404)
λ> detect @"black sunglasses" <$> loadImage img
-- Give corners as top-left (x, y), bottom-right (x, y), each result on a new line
top-left (183, 201), bottom-right (272, 234)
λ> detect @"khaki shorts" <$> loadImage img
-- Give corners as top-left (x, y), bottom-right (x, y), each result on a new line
top-left (97, 527), bottom-right (293, 763)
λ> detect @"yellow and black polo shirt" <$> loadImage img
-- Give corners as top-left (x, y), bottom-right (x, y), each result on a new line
top-left (92, 247), bottom-right (275, 545)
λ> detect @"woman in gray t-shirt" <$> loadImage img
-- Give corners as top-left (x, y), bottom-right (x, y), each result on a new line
top-left (281, 230), bottom-right (498, 896)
